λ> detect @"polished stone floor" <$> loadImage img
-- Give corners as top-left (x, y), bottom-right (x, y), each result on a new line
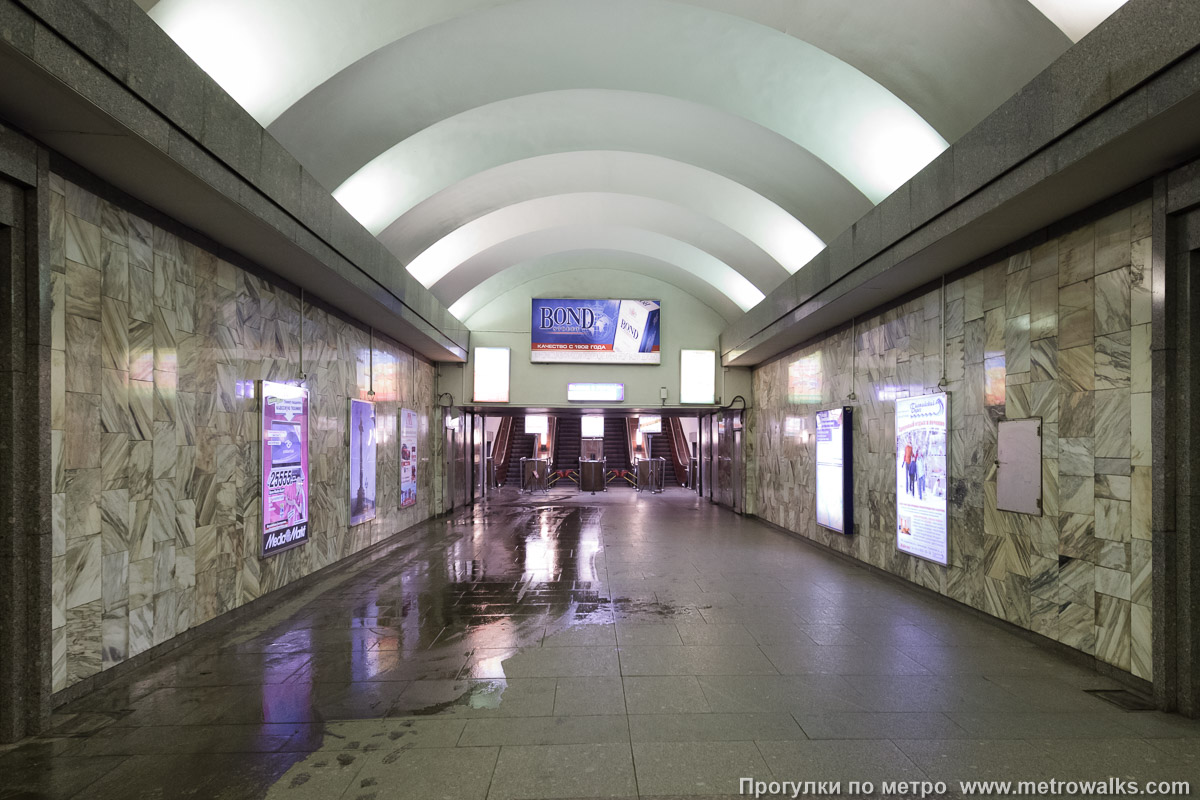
top-left (3, 489), bottom-right (1200, 799)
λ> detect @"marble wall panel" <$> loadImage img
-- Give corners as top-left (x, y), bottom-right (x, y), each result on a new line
top-left (751, 200), bottom-right (1152, 678)
top-left (51, 176), bottom-right (440, 691)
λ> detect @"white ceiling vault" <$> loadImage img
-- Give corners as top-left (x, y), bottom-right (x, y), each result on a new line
top-left (144, 0), bottom-right (1127, 328)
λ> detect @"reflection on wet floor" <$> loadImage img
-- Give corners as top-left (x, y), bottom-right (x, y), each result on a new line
top-left (3, 488), bottom-right (1200, 799)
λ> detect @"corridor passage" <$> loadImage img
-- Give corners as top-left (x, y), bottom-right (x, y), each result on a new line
top-left (3, 491), bottom-right (1199, 799)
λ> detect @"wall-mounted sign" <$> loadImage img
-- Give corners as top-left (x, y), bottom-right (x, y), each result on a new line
top-left (400, 408), bottom-right (418, 508)
top-left (680, 349), bottom-right (716, 404)
top-left (567, 382), bottom-right (625, 402)
top-left (531, 299), bottom-right (660, 363)
top-left (895, 393), bottom-right (949, 565)
top-left (349, 399), bottom-right (377, 526)
top-left (262, 381), bottom-right (310, 557)
top-left (474, 347), bottom-right (510, 403)
top-left (581, 415), bottom-right (605, 438)
top-left (815, 407), bottom-right (853, 535)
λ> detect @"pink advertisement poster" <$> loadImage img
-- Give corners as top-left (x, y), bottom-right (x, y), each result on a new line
top-left (262, 381), bottom-right (310, 557)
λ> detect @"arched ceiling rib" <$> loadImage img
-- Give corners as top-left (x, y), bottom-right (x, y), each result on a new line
top-left (429, 225), bottom-right (765, 313)
top-left (143, 0), bottom-right (1129, 339)
top-left (376, 151), bottom-right (824, 275)
top-left (413, 193), bottom-right (786, 297)
top-left (150, 0), bottom-right (1076, 141)
top-left (268, 0), bottom-right (947, 203)
top-left (455, 252), bottom-right (745, 325)
top-left (334, 90), bottom-right (868, 243)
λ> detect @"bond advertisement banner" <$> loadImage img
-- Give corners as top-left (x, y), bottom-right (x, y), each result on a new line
top-left (530, 299), bottom-right (660, 363)
top-left (400, 408), bottom-right (418, 508)
top-left (815, 407), bottom-right (853, 534)
top-left (895, 393), bottom-right (950, 565)
top-left (261, 382), bottom-right (310, 557)
top-left (349, 399), bottom-right (377, 527)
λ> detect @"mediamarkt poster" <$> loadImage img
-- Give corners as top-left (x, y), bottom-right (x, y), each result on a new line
top-left (530, 299), bottom-right (660, 364)
top-left (895, 392), bottom-right (950, 565)
top-left (261, 381), bottom-right (310, 557)
top-left (400, 408), bottom-right (418, 508)
top-left (349, 399), bottom-right (377, 526)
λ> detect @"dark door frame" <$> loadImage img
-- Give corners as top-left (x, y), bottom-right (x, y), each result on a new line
top-left (0, 137), bottom-right (50, 742)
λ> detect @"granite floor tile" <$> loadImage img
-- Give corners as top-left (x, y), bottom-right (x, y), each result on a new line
top-left (894, 739), bottom-right (1061, 783)
top-left (489, 742), bottom-right (636, 799)
top-left (458, 714), bottom-right (629, 746)
top-left (756, 739), bottom-right (927, 785)
top-left (73, 753), bottom-right (306, 800)
top-left (0, 753), bottom-right (130, 800)
top-left (633, 741), bottom-right (769, 797)
top-left (623, 676), bottom-right (712, 714)
top-left (553, 676), bottom-right (627, 716)
top-left (628, 712), bottom-right (805, 743)
top-left (619, 645), bottom-right (779, 676)
top-left (350, 746), bottom-right (498, 800)
top-left (795, 711), bottom-right (967, 740)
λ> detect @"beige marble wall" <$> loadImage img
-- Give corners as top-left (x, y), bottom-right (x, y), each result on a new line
top-left (49, 174), bottom-right (439, 692)
top-left (750, 200), bottom-right (1153, 679)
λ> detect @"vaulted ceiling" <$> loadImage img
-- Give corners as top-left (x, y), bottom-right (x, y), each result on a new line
top-left (142, 0), bottom-right (1127, 327)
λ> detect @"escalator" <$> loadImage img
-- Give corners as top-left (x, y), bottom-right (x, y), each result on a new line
top-left (603, 416), bottom-right (630, 486)
top-left (649, 432), bottom-right (686, 486)
top-left (503, 416), bottom-right (535, 486)
top-left (553, 416), bottom-right (581, 472)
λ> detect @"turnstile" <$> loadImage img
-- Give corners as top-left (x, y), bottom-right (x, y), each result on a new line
top-left (521, 457), bottom-right (549, 493)
top-left (579, 458), bottom-right (607, 493)
top-left (635, 457), bottom-right (667, 493)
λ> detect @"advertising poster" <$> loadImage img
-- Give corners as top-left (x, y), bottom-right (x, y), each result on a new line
top-left (788, 353), bottom-right (823, 404)
top-left (895, 393), bottom-right (950, 565)
top-left (349, 399), bottom-right (377, 526)
top-left (815, 407), bottom-right (853, 534)
top-left (261, 382), bottom-right (310, 557)
top-left (530, 299), bottom-right (660, 363)
top-left (400, 408), bottom-right (418, 508)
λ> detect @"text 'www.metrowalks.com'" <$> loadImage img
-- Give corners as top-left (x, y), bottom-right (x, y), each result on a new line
top-left (740, 777), bottom-right (1192, 797)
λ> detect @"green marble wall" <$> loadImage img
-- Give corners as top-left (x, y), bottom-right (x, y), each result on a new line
top-left (49, 174), bottom-right (439, 692)
top-left (750, 200), bottom-right (1153, 679)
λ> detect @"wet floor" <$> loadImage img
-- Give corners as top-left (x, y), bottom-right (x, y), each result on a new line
top-left (3, 488), bottom-right (1200, 799)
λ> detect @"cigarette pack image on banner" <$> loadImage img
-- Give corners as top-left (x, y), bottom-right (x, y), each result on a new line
top-left (261, 381), bottom-right (310, 557)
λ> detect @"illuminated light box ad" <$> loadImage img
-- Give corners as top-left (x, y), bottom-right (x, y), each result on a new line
top-left (895, 393), bottom-right (950, 565)
top-left (400, 408), bottom-right (418, 508)
top-left (581, 416), bottom-right (604, 438)
top-left (638, 415), bottom-right (662, 434)
top-left (568, 382), bottom-right (625, 402)
top-left (525, 414), bottom-right (549, 436)
top-left (680, 349), bottom-right (716, 404)
top-left (474, 347), bottom-right (510, 402)
top-left (815, 407), bottom-right (853, 535)
top-left (531, 299), bottom-right (660, 364)
top-left (349, 399), bottom-right (377, 526)
top-left (261, 381), bottom-right (310, 557)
